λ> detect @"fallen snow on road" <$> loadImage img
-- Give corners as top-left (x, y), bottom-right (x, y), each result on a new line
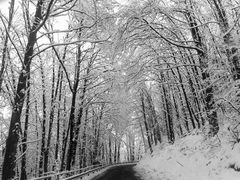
top-left (135, 127), bottom-right (240, 180)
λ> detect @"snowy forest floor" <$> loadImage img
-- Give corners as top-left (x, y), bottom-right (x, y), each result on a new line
top-left (135, 126), bottom-right (240, 180)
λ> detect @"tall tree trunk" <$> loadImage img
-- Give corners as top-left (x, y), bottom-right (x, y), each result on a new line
top-left (79, 108), bottom-right (88, 168)
top-left (161, 73), bottom-right (175, 143)
top-left (177, 86), bottom-right (190, 133)
top-left (114, 140), bottom-right (117, 163)
top-left (20, 74), bottom-right (30, 180)
top-left (39, 59), bottom-right (47, 176)
top-left (0, 0), bottom-right (15, 92)
top-left (210, 0), bottom-right (240, 80)
top-left (93, 104), bottom-right (104, 163)
top-left (60, 96), bottom-right (67, 171)
top-left (2, 1), bottom-right (48, 179)
top-left (34, 100), bottom-right (39, 177)
top-left (108, 136), bottom-right (112, 164)
top-left (54, 69), bottom-right (63, 171)
top-left (168, 49), bottom-right (197, 129)
top-left (140, 92), bottom-right (153, 153)
top-left (44, 58), bottom-right (61, 173)
top-left (65, 91), bottom-right (77, 170)
top-left (117, 142), bottom-right (121, 162)
top-left (69, 57), bottom-right (93, 168)
top-left (172, 87), bottom-right (183, 136)
top-left (145, 92), bottom-right (161, 144)
top-left (139, 118), bottom-right (147, 152)
top-left (180, 47), bottom-right (205, 125)
top-left (185, 0), bottom-right (219, 135)
top-left (101, 142), bottom-right (105, 162)
top-left (66, 43), bottom-right (82, 170)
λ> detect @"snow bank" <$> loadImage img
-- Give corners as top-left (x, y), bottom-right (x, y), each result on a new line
top-left (135, 129), bottom-right (240, 180)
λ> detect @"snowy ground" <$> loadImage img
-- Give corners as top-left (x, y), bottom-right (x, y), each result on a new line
top-left (135, 127), bottom-right (240, 180)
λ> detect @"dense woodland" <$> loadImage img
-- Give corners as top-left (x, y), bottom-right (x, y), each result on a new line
top-left (0, 0), bottom-right (239, 179)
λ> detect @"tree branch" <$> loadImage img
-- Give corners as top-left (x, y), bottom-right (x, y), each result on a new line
top-left (140, 18), bottom-right (205, 54)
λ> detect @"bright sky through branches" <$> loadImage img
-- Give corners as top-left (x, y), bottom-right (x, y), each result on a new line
top-left (0, 0), bottom-right (10, 15)
top-left (116, 0), bottom-right (129, 4)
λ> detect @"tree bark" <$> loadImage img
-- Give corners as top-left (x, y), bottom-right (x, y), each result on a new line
top-left (39, 59), bottom-right (47, 176)
top-left (109, 136), bottom-right (112, 164)
top-left (66, 43), bottom-right (82, 170)
top-left (145, 91), bottom-right (161, 144)
top-left (210, 0), bottom-right (240, 80)
top-left (2, 1), bottom-right (47, 179)
top-left (0, 0), bottom-right (15, 92)
top-left (44, 58), bottom-right (61, 173)
top-left (185, 0), bottom-right (219, 135)
top-left (54, 68), bottom-right (63, 171)
top-left (140, 92), bottom-right (153, 153)
top-left (20, 74), bottom-right (30, 180)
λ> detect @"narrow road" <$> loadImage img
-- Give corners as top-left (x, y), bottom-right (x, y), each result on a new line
top-left (91, 164), bottom-right (142, 180)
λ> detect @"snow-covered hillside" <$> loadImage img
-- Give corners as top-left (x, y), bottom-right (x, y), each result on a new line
top-left (135, 128), bottom-right (240, 180)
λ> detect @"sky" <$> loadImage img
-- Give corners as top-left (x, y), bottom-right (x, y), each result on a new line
top-left (116, 0), bottom-right (129, 4)
top-left (0, 0), bottom-right (12, 15)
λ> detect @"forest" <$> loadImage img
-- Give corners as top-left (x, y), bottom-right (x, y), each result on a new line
top-left (0, 0), bottom-right (239, 179)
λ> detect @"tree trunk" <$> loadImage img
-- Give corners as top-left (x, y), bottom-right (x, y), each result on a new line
top-left (185, 0), bottom-right (219, 135)
top-left (114, 140), bottom-right (117, 163)
top-left (65, 91), bottom-right (77, 170)
top-left (139, 118), bottom-right (147, 152)
top-left (34, 101), bottom-right (39, 177)
top-left (44, 58), bottom-right (61, 173)
top-left (0, 0), bottom-right (15, 92)
top-left (108, 136), bottom-right (112, 164)
top-left (66, 43), bottom-right (82, 170)
top-left (20, 75), bottom-right (30, 180)
top-left (54, 69), bottom-right (63, 171)
top-left (145, 91), bottom-right (162, 144)
top-left (60, 96), bottom-right (68, 171)
top-left (68, 56), bottom-right (93, 168)
top-left (210, 0), bottom-right (240, 80)
top-left (117, 142), bottom-right (121, 162)
top-left (172, 87), bottom-right (183, 136)
top-left (161, 73), bottom-right (175, 143)
top-left (79, 108), bottom-right (88, 168)
top-left (169, 49), bottom-right (197, 129)
top-left (2, 1), bottom-right (46, 179)
top-left (140, 92), bottom-right (153, 153)
top-left (39, 59), bottom-right (47, 176)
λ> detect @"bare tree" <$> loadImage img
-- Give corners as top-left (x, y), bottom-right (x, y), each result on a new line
top-left (2, 1), bottom-right (54, 179)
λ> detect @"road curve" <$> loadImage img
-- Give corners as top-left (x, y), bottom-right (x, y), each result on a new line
top-left (90, 164), bottom-right (142, 180)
